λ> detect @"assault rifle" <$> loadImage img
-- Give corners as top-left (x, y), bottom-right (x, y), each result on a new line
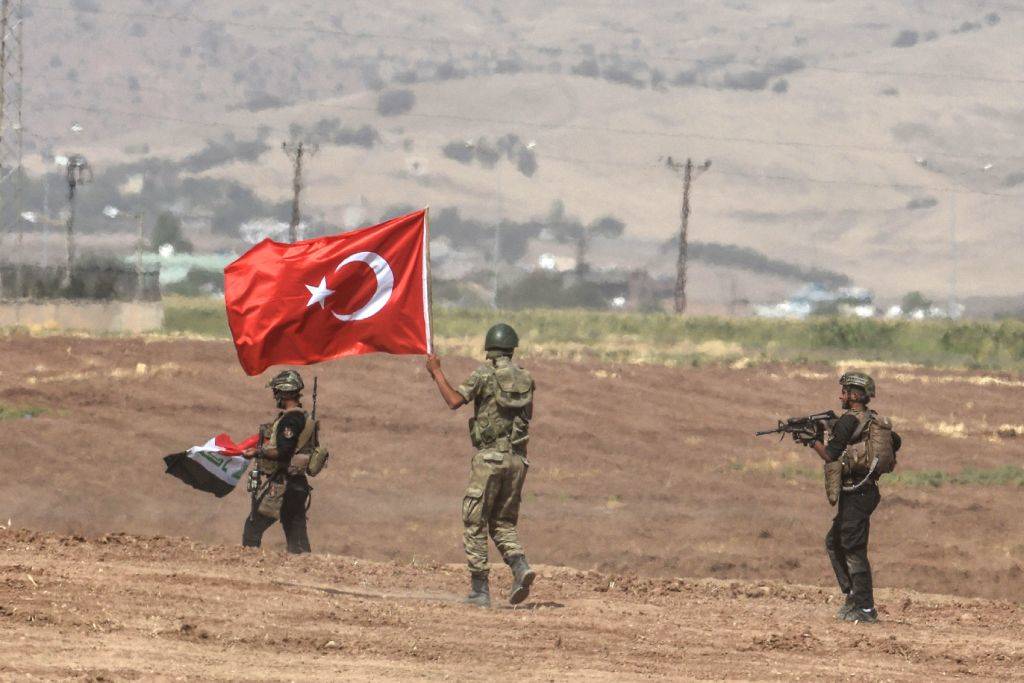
top-left (755, 410), bottom-right (838, 444)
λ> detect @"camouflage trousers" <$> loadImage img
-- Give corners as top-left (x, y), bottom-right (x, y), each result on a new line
top-left (461, 449), bottom-right (528, 575)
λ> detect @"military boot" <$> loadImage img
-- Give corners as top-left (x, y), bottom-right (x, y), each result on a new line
top-left (835, 594), bottom-right (856, 620)
top-left (508, 555), bottom-right (536, 605)
top-left (844, 607), bottom-right (878, 624)
top-left (463, 573), bottom-right (491, 608)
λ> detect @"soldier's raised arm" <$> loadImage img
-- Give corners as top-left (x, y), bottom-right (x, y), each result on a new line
top-left (425, 354), bottom-right (468, 410)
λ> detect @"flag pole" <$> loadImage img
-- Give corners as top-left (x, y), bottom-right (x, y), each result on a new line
top-left (424, 206), bottom-right (435, 354)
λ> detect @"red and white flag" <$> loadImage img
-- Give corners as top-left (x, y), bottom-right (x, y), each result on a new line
top-left (224, 209), bottom-right (432, 375)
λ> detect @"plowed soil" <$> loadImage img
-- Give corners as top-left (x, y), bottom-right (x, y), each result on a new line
top-left (2, 334), bottom-right (1024, 679)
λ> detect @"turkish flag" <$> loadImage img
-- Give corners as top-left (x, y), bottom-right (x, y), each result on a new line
top-left (224, 209), bottom-right (432, 375)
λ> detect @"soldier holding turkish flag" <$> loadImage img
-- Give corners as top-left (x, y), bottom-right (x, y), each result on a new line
top-left (224, 209), bottom-right (432, 376)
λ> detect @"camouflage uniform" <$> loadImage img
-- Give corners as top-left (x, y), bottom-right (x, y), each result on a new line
top-left (456, 354), bottom-right (533, 576)
top-left (242, 370), bottom-right (316, 554)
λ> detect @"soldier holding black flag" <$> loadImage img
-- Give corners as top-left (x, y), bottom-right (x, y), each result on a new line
top-left (241, 370), bottom-right (328, 554)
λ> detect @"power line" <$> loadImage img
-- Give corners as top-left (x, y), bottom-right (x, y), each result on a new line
top-left (708, 167), bottom-right (1020, 198)
top-left (803, 64), bottom-right (1024, 87)
top-left (22, 115), bottom-right (1021, 201)
top-left (28, 91), bottom-right (1024, 166)
top-left (19, 94), bottom-right (1024, 200)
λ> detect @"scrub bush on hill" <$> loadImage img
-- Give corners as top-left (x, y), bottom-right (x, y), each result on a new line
top-left (377, 89), bottom-right (415, 116)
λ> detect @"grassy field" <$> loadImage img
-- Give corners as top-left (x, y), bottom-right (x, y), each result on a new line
top-left (731, 458), bottom-right (1024, 489)
top-left (162, 296), bottom-right (1024, 372)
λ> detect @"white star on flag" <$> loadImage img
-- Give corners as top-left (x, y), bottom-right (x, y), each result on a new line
top-left (305, 276), bottom-right (335, 309)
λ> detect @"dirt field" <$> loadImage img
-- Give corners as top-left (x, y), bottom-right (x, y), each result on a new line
top-left (4, 528), bottom-right (1024, 681)
top-left (2, 334), bottom-right (1024, 679)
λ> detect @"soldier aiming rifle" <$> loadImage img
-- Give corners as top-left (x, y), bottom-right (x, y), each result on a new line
top-left (758, 371), bottom-right (902, 623)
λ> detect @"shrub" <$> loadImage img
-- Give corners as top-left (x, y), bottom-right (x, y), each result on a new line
top-left (603, 65), bottom-right (644, 88)
top-left (571, 59), bottom-right (600, 78)
top-left (906, 197), bottom-right (937, 210)
top-left (377, 89), bottom-right (415, 116)
top-left (722, 70), bottom-right (769, 91)
top-left (901, 291), bottom-right (932, 314)
top-left (892, 30), bottom-right (919, 47)
top-left (436, 61), bottom-right (467, 80)
top-left (333, 125), bottom-right (379, 148)
top-left (151, 211), bottom-right (193, 253)
top-left (442, 141), bottom-right (474, 164)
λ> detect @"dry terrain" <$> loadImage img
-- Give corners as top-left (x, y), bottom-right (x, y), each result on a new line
top-left (18, 1), bottom-right (1024, 303)
top-left (3, 528), bottom-right (1024, 681)
top-left (2, 333), bottom-right (1024, 678)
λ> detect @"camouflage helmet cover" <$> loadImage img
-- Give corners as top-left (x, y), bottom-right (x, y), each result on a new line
top-left (267, 369), bottom-right (304, 393)
top-left (839, 370), bottom-right (875, 398)
top-left (484, 323), bottom-right (519, 351)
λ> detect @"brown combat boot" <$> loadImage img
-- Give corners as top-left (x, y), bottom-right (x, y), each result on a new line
top-left (463, 572), bottom-right (490, 608)
top-left (508, 555), bottom-right (536, 605)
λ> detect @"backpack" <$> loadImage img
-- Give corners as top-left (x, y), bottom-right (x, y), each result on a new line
top-left (492, 364), bottom-right (534, 411)
top-left (843, 410), bottom-right (897, 479)
top-left (469, 363), bottom-right (534, 452)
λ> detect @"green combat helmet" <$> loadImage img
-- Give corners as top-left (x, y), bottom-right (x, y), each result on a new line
top-left (484, 323), bottom-right (519, 352)
top-left (267, 369), bottom-right (304, 394)
top-left (839, 370), bottom-right (876, 398)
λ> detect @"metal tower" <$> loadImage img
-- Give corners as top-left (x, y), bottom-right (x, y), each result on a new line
top-left (0, 0), bottom-right (24, 249)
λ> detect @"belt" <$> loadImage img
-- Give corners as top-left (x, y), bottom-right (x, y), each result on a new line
top-left (479, 436), bottom-right (512, 452)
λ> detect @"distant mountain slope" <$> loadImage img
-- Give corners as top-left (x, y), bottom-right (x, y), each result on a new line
top-left (16, 0), bottom-right (1024, 300)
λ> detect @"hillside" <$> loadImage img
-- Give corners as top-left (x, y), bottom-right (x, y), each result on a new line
top-left (11, 1), bottom-right (1024, 305)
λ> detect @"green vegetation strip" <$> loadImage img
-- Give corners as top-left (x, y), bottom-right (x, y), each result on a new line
top-left (0, 405), bottom-right (45, 420)
top-left (163, 297), bottom-right (1024, 371)
top-left (730, 460), bottom-right (1024, 488)
top-left (888, 466), bottom-right (1024, 488)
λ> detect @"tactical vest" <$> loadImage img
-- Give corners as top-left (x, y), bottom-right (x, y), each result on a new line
top-left (840, 409), bottom-right (896, 485)
top-left (256, 408), bottom-right (316, 477)
top-left (469, 359), bottom-right (534, 455)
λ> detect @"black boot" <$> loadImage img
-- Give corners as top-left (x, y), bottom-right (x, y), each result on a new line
top-left (464, 572), bottom-right (490, 608)
top-left (508, 555), bottom-right (536, 605)
top-left (835, 593), bottom-right (855, 620)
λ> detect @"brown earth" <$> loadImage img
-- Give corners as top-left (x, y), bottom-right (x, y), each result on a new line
top-left (3, 528), bottom-right (1024, 681)
top-left (2, 334), bottom-right (1024, 678)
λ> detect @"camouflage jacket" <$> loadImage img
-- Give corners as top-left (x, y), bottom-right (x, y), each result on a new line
top-left (457, 356), bottom-right (534, 454)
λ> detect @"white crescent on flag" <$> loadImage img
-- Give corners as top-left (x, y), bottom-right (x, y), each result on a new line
top-left (331, 251), bottom-right (395, 322)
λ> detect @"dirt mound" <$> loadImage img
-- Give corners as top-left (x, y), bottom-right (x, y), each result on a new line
top-left (2, 528), bottom-right (1022, 680)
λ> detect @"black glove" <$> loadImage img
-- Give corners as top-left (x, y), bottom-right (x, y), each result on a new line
top-left (791, 427), bottom-right (817, 446)
top-left (792, 421), bottom-right (824, 447)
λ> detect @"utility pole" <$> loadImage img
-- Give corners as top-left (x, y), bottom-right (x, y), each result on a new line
top-left (948, 192), bottom-right (958, 319)
top-left (666, 156), bottom-right (711, 314)
top-left (0, 0), bottom-right (23, 249)
top-left (282, 141), bottom-right (317, 243)
top-left (62, 154), bottom-right (91, 290)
